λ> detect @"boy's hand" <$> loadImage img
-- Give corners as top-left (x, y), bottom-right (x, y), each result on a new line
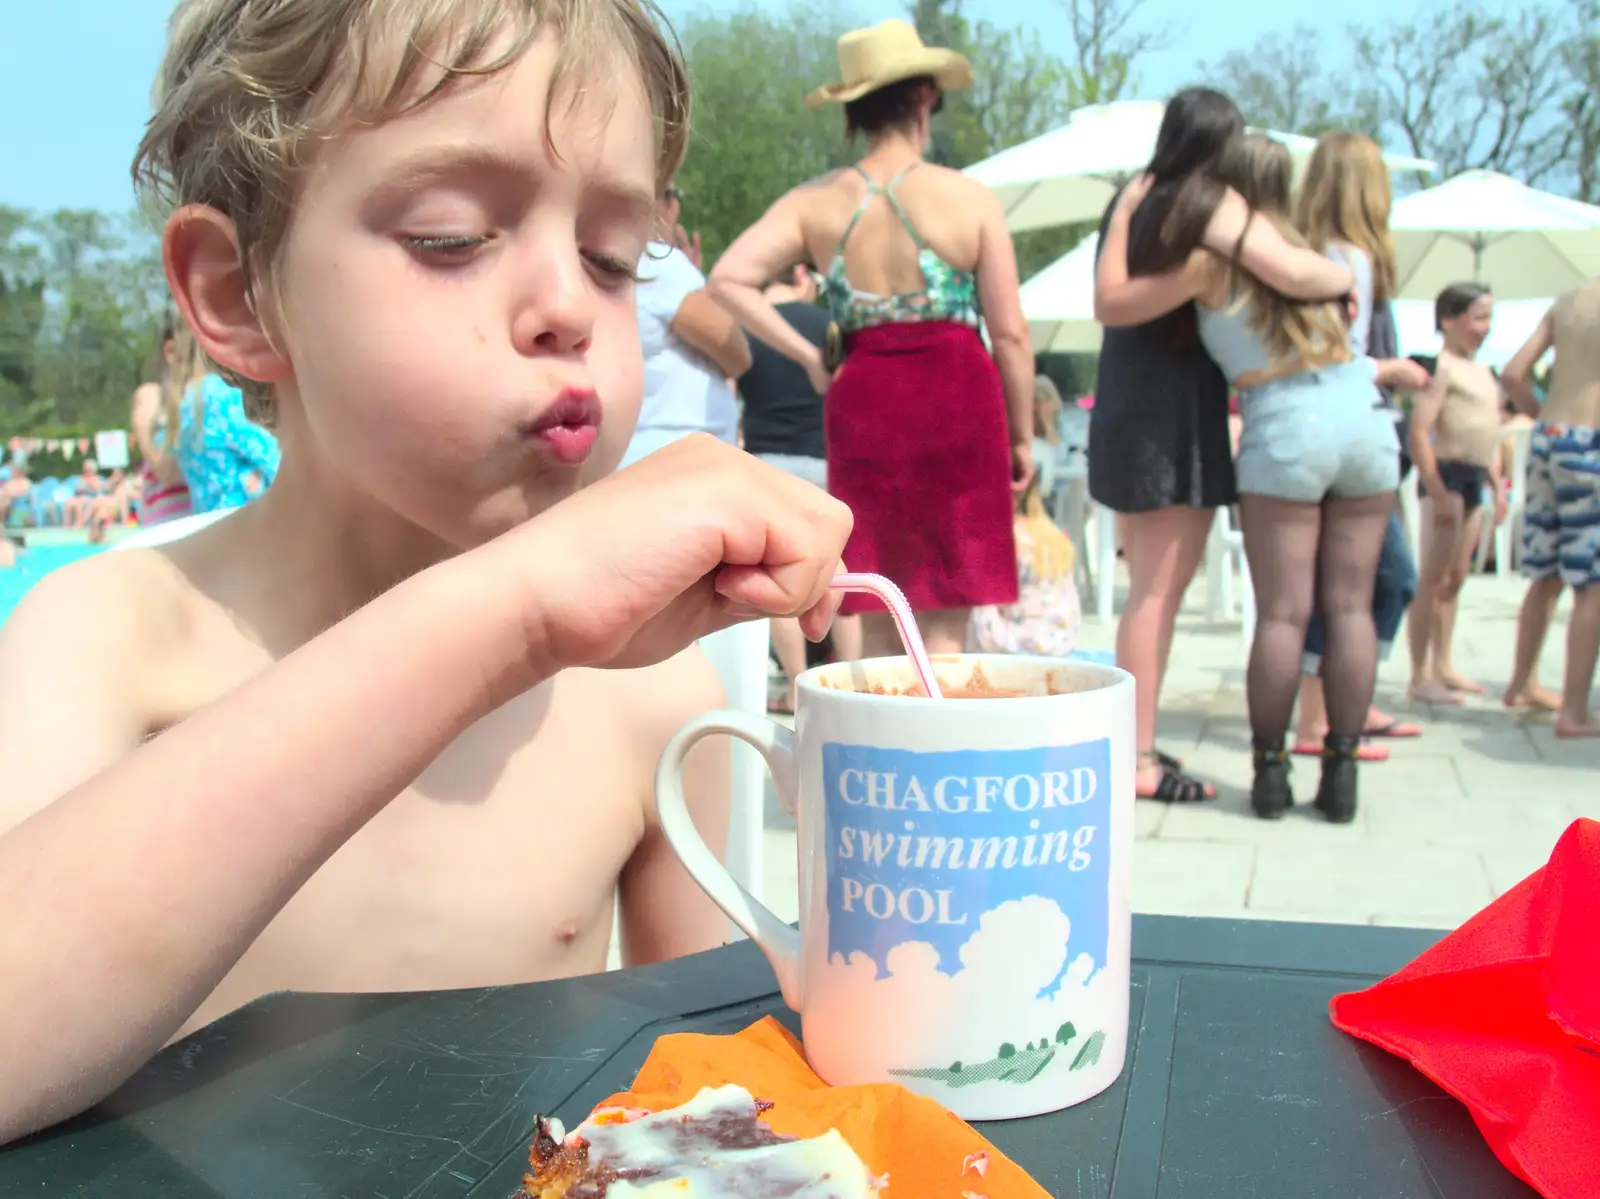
top-left (507, 436), bottom-right (853, 672)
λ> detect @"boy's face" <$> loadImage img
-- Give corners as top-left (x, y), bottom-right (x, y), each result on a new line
top-left (1443, 295), bottom-right (1494, 353)
top-left (260, 32), bottom-right (657, 548)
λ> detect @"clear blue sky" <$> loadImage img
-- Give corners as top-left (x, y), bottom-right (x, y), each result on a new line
top-left (3, 0), bottom-right (1411, 216)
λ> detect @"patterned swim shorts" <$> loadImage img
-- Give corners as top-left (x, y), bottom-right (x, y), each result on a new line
top-left (1521, 422), bottom-right (1600, 588)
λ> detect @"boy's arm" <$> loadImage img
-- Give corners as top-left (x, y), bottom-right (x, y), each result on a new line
top-left (1408, 366), bottom-right (1450, 511)
top-left (616, 648), bottom-right (732, 966)
top-left (0, 553), bottom-right (535, 1144)
top-left (1501, 309), bottom-right (1553, 417)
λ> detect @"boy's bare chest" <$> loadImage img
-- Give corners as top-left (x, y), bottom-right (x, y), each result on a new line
top-left (170, 673), bottom-right (650, 1036)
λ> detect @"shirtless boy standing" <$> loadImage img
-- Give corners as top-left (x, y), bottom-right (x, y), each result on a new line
top-left (0, 0), bottom-right (851, 1142)
top-left (1502, 280), bottom-right (1600, 737)
top-left (1407, 283), bottom-right (1506, 704)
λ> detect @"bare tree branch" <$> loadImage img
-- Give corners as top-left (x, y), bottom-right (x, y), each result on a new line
top-left (1201, 25), bottom-right (1381, 136)
top-left (1052, 0), bottom-right (1176, 104)
top-left (1350, 0), bottom-right (1569, 184)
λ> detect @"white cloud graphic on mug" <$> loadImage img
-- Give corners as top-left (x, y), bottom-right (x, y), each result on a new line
top-left (812, 896), bottom-right (1115, 1076)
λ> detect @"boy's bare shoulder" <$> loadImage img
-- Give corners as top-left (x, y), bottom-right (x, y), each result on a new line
top-left (0, 547), bottom-right (204, 823)
top-left (590, 642), bottom-right (729, 751)
top-left (1, 546), bottom-right (195, 660)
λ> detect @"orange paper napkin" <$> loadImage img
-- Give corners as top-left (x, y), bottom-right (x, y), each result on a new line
top-left (597, 1016), bottom-right (1050, 1199)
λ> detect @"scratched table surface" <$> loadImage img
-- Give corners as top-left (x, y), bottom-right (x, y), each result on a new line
top-left (2, 915), bottom-right (1535, 1198)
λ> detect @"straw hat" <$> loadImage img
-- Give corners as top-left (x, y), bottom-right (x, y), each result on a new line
top-left (805, 20), bottom-right (973, 109)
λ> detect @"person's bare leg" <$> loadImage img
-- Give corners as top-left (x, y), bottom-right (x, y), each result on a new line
top-left (859, 609), bottom-right (970, 661)
top-left (1436, 505), bottom-right (1488, 693)
top-left (918, 609), bottom-right (972, 656)
top-left (1117, 506), bottom-right (1217, 797)
top-left (830, 614), bottom-right (863, 662)
top-left (1555, 583), bottom-right (1600, 738)
top-left (858, 612), bottom-right (902, 659)
top-left (1408, 494), bottom-right (1465, 704)
top-left (767, 617), bottom-right (809, 710)
top-left (1294, 674), bottom-right (1328, 745)
top-left (1503, 577), bottom-right (1564, 710)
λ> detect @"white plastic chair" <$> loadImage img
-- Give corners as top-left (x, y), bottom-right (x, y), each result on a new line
top-left (694, 619), bottom-right (772, 938)
top-left (109, 507), bottom-right (236, 551)
top-left (1092, 503), bottom-right (1118, 623)
top-left (1204, 506), bottom-right (1255, 648)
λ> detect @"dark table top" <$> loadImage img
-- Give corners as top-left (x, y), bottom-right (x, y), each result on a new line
top-left (1, 915), bottom-right (1535, 1198)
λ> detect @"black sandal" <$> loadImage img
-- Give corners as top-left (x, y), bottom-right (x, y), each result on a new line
top-left (1137, 751), bottom-right (1214, 804)
top-left (1155, 748), bottom-right (1184, 771)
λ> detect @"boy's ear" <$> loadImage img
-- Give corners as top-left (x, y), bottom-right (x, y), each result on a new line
top-left (164, 206), bottom-right (291, 385)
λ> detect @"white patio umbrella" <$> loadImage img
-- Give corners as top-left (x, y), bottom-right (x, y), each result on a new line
top-left (1392, 297), bottom-right (1552, 370)
top-left (965, 100), bottom-right (1435, 234)
top-left (1390, 171), bottom-right (1600, 300)
top-left (1019, 233), bottom-right (1102, 353)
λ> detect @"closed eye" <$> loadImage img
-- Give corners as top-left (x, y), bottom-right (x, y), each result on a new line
top-left (584, 251), bottom-right (642, 285)
top-left (402, 234), bottom-right (489, 263)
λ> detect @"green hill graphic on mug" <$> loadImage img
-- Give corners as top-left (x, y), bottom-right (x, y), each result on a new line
top-left (822, 739), bottom-right (1113, 1088)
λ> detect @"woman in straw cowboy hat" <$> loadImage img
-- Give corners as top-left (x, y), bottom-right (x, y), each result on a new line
top-left (710, 19), bottom-right (1033, 658)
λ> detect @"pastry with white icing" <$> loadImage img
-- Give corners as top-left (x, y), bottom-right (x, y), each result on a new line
top-left (522, 1083), bottom-right (880, 1198)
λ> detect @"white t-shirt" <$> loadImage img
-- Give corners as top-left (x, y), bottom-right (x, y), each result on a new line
top-left (633, 243), bottom-right (739, 444)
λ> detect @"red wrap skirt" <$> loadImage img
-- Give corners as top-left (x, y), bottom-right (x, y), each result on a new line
top-left (825, 320), bottom-right (1018, 615)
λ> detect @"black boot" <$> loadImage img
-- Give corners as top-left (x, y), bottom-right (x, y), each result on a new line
top-left (1314, 734), bottom-right (1360, 824)
top-left (1250, 738), bottom-right (1293, 819)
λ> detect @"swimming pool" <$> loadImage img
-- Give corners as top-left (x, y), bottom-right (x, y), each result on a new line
top-left (0, 544), bottom-right (108, 626)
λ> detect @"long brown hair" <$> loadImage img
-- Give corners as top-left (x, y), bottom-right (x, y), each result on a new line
top-left (1211, 135), bottom-right (1348, 366)
top-left (1125, 87), bottom-right (1244, 277)
top-left (1296, 132), bottom-right (1396, 302)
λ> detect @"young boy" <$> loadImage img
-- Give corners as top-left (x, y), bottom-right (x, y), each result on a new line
top-left (1407, 283), bottom-right (1506, 705)
top-left (0, 0), bottom-right (851, 1143)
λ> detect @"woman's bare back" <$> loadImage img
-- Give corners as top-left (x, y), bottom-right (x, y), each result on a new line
top-left (797, 160), bottom-right (986, 297)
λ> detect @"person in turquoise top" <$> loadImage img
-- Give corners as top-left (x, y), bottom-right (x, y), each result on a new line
top-left (157, 326), bottom-right (281, 514)
top-left (710, 20), bottom-right (1035, 660)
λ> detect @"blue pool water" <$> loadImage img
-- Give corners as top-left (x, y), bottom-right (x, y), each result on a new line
top-left (0, 544), bottom-right (108, 625)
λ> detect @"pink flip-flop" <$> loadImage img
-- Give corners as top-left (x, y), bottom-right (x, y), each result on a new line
top-left (1292, 740), bottom-right (1389, 762)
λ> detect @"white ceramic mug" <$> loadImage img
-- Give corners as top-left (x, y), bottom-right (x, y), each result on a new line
top-left (655, 653), bottom-right (1136, 1121)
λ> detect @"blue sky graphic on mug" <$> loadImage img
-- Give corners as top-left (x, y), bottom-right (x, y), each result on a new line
top-left (822, 739), bottom-right (1111, 984)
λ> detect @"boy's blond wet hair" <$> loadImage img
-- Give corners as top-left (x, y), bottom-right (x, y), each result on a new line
top-left (133, 0), bottom-right (690, 421)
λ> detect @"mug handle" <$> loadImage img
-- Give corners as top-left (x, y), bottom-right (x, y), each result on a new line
top-left (655, 709), bottom-right (804, 1012)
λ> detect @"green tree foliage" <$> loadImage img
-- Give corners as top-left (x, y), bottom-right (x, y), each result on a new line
top-left (0, 207), bottom-right (164, 442)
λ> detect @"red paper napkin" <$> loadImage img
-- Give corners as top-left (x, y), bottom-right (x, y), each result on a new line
top-left (1330, 818), bottom-right (1600, 1198)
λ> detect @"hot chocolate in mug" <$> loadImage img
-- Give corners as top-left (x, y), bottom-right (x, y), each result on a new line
top-left (654, 653), bottom-right (1136, 1121)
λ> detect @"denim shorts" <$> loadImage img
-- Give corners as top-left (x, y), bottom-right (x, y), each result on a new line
top-left (755, 452), bottom-right (828, 491)
top-left (1236, 360), bottom-right (1400, 503)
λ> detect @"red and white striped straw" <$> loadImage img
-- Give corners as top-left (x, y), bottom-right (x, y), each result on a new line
top-left (830, 572), bottom-right (944, 700)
